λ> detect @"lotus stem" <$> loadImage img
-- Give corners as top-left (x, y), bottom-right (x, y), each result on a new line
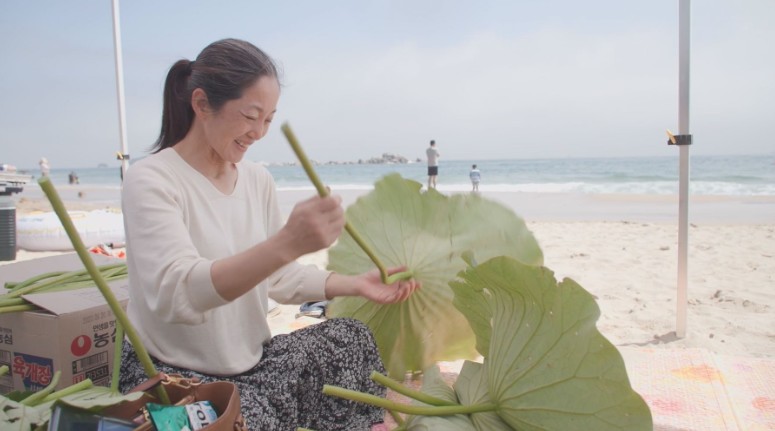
top-left (4, 271), bottom-right (67, 290)
top-left (39, 177), bottom-right (170, 404)
top-left (389, 409), bottom-right (405, 426)
top-left (21, 371), bottom-right (61, 406)
top-left (41, 379), bottom-right (94, 404)
top-left (5, 269), bottom-right (87, 297)
top-left (4, 264), bottom-right (126, 297)
top-left (0, 304), bottom-right (40, 314)
top-left (323, 385), bottom-right (497, 416)
top-left (281, 123), bottom-right (413, 284)
top-left (0, 298), bottom-right (26, 307)
top-left (370, 371), bottom-right (457, 407)
top-left (111, 322), bottom-right (125, 392)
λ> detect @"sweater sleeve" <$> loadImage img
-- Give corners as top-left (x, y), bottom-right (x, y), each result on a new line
top-left (122, 160), bottom-right (228, 325)
top-left (261, 176), bottom-right (330, 304)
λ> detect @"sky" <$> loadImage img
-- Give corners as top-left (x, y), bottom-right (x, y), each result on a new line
top-left (1, 0), bottom-right (773, 170)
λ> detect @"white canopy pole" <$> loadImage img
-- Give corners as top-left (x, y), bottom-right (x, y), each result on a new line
top-left (675, 0), bottom-right (692, 338)
top-left (111, 0), bottom-right (130, 180)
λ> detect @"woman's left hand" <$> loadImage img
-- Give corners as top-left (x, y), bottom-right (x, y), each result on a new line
top-left (325, 266), bottom-right (421, 304)
top-left (356, 266), bottom-right (420, 304)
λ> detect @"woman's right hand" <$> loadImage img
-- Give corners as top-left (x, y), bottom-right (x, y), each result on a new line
top-left (278, 194), bottom-right (345, 258)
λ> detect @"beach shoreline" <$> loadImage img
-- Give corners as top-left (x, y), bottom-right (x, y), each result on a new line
top-left (5, 186), bottom-right (774, 360)
top-left (12, 183), bottom-right (775, 224)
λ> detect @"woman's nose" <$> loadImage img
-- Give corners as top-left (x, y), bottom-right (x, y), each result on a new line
top-left (246, 124), bottom-right (266, 140)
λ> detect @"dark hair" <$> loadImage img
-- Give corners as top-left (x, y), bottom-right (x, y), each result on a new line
top-left (430, 140), bottom-right (435, 145)
top-left (151, 38), bottom-right (280, 152)
top-left (472, 164), bottom-right (477, 169)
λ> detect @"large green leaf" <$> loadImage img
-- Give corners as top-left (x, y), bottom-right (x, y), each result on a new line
top-left (453, 361), bottom-right (511, 431)
top-left (0, 386), bottom-right (143, 430)
top-left (405, 365), bottom-right (475, 431)
top-left (327, 174), bottom-right (543, 378)
top-left (0, 396), bottom-right (48, 431)
top-left (449, 257), bottom-right (652, 430)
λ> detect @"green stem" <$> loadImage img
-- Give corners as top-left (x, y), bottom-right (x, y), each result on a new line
top-left (370, 371), bottom-right (457, 407)
top-left (323, 385), bottom-right (497, 416)
top-left (281, 123), bottom-right (413, 285)
top-left (389, 409), bottom-right (405, 426)
top-left (40, 273), bottom-right (129, 293)
top-left (4, 271), bottom-right (67, 290)
top-left (0, 304), bottom-right (40, 314)
top-left (0, 298), bottom-right (26, 307)
top-left (5, 264), bottom-right (127, 296)
top-left (39, 177), bottom-right (170, 405)
top-left (111, 321), bottom-right (125, 392)
top-left (41, 379), bottom-right (94, 404)
top-left (21, 371), bottom-right (61, 406)
top-left (1, 268), bottom-right (127, 304)
top-left (6, 269), bottom-right (86, 297)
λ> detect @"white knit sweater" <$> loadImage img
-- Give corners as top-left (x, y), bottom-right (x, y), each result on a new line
top-left (122, 148), bottom-right (328, 375)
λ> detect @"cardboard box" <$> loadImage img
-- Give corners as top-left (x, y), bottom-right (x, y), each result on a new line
top-left (0, 253), bottom-right (128, 394)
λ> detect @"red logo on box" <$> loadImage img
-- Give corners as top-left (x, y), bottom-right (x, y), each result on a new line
top-left (12, 353), bottom-right (53, 390)
top-left (70, 335), bottom-right (92, 357)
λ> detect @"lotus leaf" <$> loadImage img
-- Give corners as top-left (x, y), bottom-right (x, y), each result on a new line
top-left (404, 365), bottom-right (475, 430)
top-left (327, 174), bottom-right (543, 378)
top-left (0, 386), bottom-right (143, 430)
top-left (450, 256), bottom-right (653, 430)
top-left (0, 396), bottom-right (48, 431)
top-left (453, 361), bottom-right (511, 431)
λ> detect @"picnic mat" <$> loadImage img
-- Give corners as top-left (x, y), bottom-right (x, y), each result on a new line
top-left (619, 347), bottom-right (775, 431)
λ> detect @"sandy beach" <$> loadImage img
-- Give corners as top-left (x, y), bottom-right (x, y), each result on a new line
top-left (5, 184), bottom-right (775, 361)
top-left (5, 184), bottom-right (775, 429)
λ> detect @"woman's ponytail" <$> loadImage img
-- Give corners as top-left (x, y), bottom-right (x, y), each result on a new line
top-left (151, 59), bottom-right (195, 152)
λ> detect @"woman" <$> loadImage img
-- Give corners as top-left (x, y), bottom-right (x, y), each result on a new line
top-left (119, 38), bottom-right (419, 430)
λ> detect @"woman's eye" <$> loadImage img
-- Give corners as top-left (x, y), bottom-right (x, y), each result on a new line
top-left (243, 113), bottom-right (258, 121)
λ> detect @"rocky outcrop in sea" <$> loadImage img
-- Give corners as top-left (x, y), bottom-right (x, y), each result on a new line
top-left (263, 153), bottom-right (412, 166)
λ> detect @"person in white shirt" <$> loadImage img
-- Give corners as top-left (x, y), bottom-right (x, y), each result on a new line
top-left (39, 157), bottom-right (50, 177)
top-left (425, 140), bottom-right (440, 189)
top-left (118, 38), bottom-right (419, 431)
top-left (469, 164), bottom-right (481, 192)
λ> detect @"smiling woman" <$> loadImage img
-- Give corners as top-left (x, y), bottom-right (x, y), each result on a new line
top-left (118, 38), bottom-right (418, 430)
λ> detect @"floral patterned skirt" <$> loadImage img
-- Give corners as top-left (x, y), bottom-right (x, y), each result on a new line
top-left (119, 318), bottom-right (386, 430)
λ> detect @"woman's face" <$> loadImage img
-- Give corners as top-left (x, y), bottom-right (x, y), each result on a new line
top-left (200, 75), bottom-right (280, 164)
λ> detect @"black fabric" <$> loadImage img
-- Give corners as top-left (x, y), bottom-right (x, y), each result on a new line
top-left (119, 318), bottom-right (386, 430)
top-left (427, 166), bottom-right (438, 176)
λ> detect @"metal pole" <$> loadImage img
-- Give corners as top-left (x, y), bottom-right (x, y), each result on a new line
top-left (676, 0), bottom-right (691, 338)
top-left (111, 0), bottom-right (130, 180)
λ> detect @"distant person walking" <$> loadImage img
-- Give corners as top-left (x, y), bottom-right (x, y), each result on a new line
top-left (39, 157), bottom-right (50, 177)
top-left (426, 140), bottom-right (440, 190)
top-left (469, 164), bottom-right (481, 192)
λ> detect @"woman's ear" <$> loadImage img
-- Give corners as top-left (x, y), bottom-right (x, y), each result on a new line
top-left (191, 88), bottom-right (211, 117)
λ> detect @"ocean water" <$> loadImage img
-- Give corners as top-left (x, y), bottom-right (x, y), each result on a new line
top-left (18, 154), bottom-right (775, 196)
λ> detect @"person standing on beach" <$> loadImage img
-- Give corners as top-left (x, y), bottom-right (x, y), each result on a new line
top-left (38, 158), bottom-right (50, 177)
top-left (426, 139), bottom-right (440, 189)
top-left (469, 164), bottom-right (481, 192)
top-left (119, 38), bottom-right (419, 430)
